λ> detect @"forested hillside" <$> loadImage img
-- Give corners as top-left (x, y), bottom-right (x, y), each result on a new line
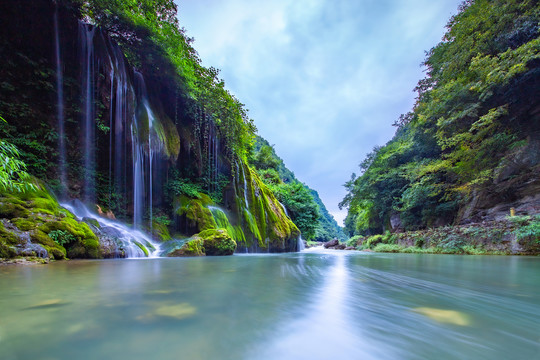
top-left (341, 0), bottom-right (540, 236)
top-left (251, 137), bottom-right (345, 242)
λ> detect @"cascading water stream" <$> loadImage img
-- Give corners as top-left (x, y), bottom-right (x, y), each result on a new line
top-left (71, 23), bottom-right (167, 256)
top-left (79, 22), bottom-right (97, 204)
top-left (298, 236), bottom-right (305, 251)
top-left (61, 200), bottom-right (161, 258)
top-left (54, 4), bottom-right (67, 196)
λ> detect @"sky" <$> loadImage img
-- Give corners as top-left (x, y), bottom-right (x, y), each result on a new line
top-left (175, 0), bottom-right (463, 226)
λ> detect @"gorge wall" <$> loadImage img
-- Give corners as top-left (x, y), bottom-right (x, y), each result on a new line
top-left (0, 0), bottom-right (300, 259)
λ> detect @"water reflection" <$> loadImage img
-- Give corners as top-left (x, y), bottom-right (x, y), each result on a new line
top-left (0, 252), bottom-right (539, 360)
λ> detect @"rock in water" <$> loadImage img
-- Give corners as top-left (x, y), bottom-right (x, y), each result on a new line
top-left (324, 239), bottom-right (339, 248)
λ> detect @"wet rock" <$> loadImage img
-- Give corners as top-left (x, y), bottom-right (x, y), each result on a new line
top-left (345, 246), bottom-right (355, 250)
top-left (335, 244), bottom-right (347, 250)
top-left (324, 239), bottom-right (339, 248)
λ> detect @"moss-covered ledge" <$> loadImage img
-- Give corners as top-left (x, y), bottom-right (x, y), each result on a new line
top-left (0, 187), bottom-right (101, 262)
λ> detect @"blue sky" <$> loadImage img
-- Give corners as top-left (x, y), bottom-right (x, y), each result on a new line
top-left (175, 0), bottom-right (462, 225)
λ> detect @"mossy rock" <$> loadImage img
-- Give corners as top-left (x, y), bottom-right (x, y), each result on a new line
top-left (235, 162), bottom-right (300, 251)
top-left (199, 229), bottom-right (237, 256)
top-left (0, 201), bottom-right (29, 219)
top-left (37, 217), bottom-right (100, 259)
top-left (0, 222), bottom-right (18, 258)
top-left (0, 221), bottom-right (19, 245)
top-left (30, 230), bottom-right (67, 260)
top-left (13, 217), bottom-right (39, 231)
top-left (169, 238), bottom-right (205, 257)
top-left (152, 221), bottom-right (171, 241)
top-left (176, 196), bottom-right (217, 232)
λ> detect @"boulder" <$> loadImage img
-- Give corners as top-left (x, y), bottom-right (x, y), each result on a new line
top-left (168, 229), bottom-right (237, 257)
top-left (324, 239), bottom-right (339, 248)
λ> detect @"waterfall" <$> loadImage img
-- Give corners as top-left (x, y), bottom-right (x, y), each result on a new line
top-left (298, 235), bottom-right (305, 251)
top-left (72, 22), bottom-right (167, 252)
top-left (132, 72), bottom-right (164, 231)
top-left (279, 201), bottom-right (289, 216)
top-left (240, 163), bottom-right (249, 208)
top-left (131, 125), bottom-right (145, 229)
top-left (111, 44), bottom-right (131, 213)
top-left (61, 200), bottom-right (161, 258)
top-left (54, 5), bottom-right (67, 196)
top-left (79, 22), bottom-right (97, 204)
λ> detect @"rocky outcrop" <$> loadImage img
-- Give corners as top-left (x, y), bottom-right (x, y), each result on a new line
top-left (0, 188), bottom-right (100, 260)
top-left (458, 138), bottom-right (540, 224)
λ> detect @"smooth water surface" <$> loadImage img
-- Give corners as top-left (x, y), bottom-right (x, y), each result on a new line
top-left (1, 250), bottom-right (539, 359)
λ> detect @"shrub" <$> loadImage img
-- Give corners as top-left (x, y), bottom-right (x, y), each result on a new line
top-left (346, 235), bottom-right (363, 247)
top-left (48, 230), bottom-right (77, 247)
top-left (515, 217), bottom-right (540, 244)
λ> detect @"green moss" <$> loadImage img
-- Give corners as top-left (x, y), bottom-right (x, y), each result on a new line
top-left (235, 162), bottom-right (300, 250)
top-left (0, 202), bottom-right (29, 219)
top-left (0, 221), bottom-right (19, 245)
top-left (169, 238), bottom-right (205, 257)
top-left (37, 217), bottom-right (100, 259)
top-left (198, 229), bottom-right (237, 256)
top-left (0, 241), bottom-right (16, 259)
top-left (30, 230), bottom-right (66, 259)
top-left (209, 207), bottom-right (245, 246)
top-left (13, 217), bottom-right (39, 231)
top-left (133, 241), bottom-right (150, 257)
top-left (156, 115), bottom-right (181, 160)
top-left (0, 221), bottom-right (18, 258)
top-left (152, 221), bottom-right (171, 241)
top-left (176, 197), bottom-right (217, 232)
top-left (83, 218), bottom-right (100, 228)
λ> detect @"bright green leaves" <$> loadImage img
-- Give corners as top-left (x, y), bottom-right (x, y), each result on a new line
top-left (0, 139), bottom-right (37, 193)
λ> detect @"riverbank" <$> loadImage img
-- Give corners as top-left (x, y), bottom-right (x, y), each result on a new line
top-left (345, 215), bottom-right (540, 255)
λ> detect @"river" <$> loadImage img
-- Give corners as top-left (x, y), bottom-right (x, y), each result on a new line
top-left (1, 249), bottom-right (539, 359)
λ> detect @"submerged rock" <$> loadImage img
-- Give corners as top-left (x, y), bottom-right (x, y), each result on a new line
top-left (413, 307), bottom-right (471, 326)
top-left (137, 303), bottom-right (197, 322)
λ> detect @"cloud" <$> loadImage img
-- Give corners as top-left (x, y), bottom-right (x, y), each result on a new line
top-left (176, 0), bottom-right (461, 225)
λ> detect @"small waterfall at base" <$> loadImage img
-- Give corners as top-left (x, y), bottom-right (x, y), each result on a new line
top-left (61, 200), bottom-right (161, 258)
top-left (298, 235), bottom-right (305, 252)
top-left (54, 4), bottom-right (67, 196)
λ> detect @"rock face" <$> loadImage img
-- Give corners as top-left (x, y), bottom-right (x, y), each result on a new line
top-left (457, 139), bottom-right (540, 224)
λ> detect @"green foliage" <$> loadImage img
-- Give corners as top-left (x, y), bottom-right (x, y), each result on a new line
top-left (0, 138), bottom-right (37, 193)
top-left (168, 178), bottom-right (203, 199)
top-left (342, 0), bottom-right (540, 235)
top-left (252, 144), bottom-right (280, 170)
top-left (269, 180), bottom-right (319, 240)
top-left (48, 230), bottom-right (77, 247)
top-left (515, 216), bottom-right (540, 244)
top-left (346, 235), bottom-right (364, 247)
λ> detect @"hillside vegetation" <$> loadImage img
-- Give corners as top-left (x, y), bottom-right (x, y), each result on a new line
top-left (341, 0), bottom-right (540, 237)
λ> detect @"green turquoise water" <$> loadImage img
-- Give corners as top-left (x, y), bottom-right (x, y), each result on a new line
top-left (1, 249), bottom-right (539, 359)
